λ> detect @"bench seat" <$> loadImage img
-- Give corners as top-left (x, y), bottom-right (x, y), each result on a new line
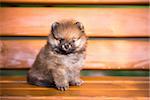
top-left (0, 76), bottom-right (149, 100)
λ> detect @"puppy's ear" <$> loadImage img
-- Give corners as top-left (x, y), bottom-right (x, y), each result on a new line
top-left (51, 22), bottom-right (60, 38)
top-left (75, 22), bottom-right (84, 33)
top-left (51, 22), bottom-right (59, 33)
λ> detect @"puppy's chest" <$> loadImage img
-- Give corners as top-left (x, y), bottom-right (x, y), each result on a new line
top-left (61, 54), bottom-right (84, 68)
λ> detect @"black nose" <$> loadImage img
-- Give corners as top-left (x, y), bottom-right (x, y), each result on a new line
top-left (62, 43), bottom-right (71, 51)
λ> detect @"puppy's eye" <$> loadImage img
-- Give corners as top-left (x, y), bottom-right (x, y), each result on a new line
top-left (72, 38), bottom-right (77, 42)
top-left (58, 38), bottom-right (64, 43)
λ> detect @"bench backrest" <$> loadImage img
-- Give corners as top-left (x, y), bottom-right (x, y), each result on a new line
top-left (0, 0), bottom-right (149, 70)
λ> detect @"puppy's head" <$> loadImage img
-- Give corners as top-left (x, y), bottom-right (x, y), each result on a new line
top-left (48, 20), bottom-right (87, 55)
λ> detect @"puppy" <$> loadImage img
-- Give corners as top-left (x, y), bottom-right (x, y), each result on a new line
top-left (27, 20), bottom-right (87, 91)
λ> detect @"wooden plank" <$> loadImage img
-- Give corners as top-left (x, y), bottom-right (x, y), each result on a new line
top-left (1, 82), bottom-right (148, 90)
top-left (0, 39), bottom-right (149, 70)
top-left (1, 90), bottom-right (148, 98)
top-left (1, 97), bottom-right (149, 100)
top-left (0, 76), bottom-right (149, 99)
top-left (1, 0), bottom-right (149, 5)
top-left (1, 76), bottom-right (149, 83)
top-left (0, 8), bottom-right (149, 37)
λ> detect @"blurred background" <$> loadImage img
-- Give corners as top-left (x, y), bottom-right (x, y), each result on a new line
top-left (0, 0), bottom-right (149, 76)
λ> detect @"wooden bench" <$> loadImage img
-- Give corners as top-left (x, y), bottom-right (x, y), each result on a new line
top-left (0, 0), bottom-right (149, 99)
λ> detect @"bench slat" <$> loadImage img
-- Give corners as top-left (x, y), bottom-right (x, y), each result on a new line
top-left (1, 97), bottom-right (148, 100)
top-left (1, 8), bottom-right (149, 37)
top-left (0, 76), bottom-right (149, 99)
top-left (1, 76), bottom-right (149, 83)
top-left (1, 0), bottom-right (149, 5)
top-left (0, 39), bottom-right (149, 70)
top-left (1, 90), bottom-right (148, 98)
top-left (1, 82), bottom-right (148, 90)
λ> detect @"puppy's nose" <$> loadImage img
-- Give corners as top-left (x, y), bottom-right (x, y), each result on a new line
top-left (62, 43), bottom-right (71, 51)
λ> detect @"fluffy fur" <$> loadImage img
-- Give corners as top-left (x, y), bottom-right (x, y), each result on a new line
top-left (27, 20), bottom-right (87, 91)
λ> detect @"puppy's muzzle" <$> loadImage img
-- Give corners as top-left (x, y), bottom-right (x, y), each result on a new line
top-left (61, 43), bottom-right (71, 51)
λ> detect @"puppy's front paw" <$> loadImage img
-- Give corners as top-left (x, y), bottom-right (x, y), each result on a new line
top-left (56, 84), bottom-right (69, 91)
top-left (70, 79), bottom-right (84, 86)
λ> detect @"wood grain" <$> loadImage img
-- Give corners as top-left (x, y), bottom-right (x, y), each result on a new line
top-left (0, 76), bottom-right (149, 99)
top-left (1, 8), bottom-right (149, 37)
top-left (1, 97), bottom-right (148, 100)
top-left (1, 0), bottom-right (149, 4)
top-left (0, 39), bottom-right (149, 70)
top-left (1, 76), bottom-right (149, 83)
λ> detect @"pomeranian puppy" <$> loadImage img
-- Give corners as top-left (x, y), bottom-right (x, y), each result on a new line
top-left (27, 20), bottom-right (87, 91)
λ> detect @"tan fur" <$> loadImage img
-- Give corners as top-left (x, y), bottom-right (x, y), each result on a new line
top-left (27, 20), bottom-right (87, 91)
top-left (56, 20), bottom-right (81, 40)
